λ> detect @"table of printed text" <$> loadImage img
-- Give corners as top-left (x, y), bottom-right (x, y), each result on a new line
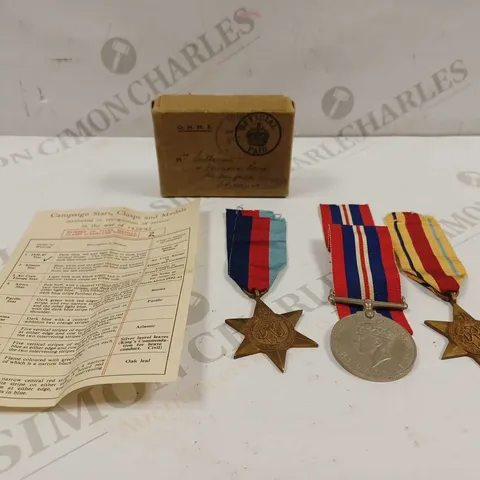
top-left (0, 228), bottom-right (190, 399)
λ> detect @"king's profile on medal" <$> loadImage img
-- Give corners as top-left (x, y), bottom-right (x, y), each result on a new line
top-left (354, 321), bottom-right (396, 370)
top-left (320, 204), bottom-right (416, 382)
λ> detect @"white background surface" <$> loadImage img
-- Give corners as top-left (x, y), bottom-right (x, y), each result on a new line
top-left (1, 0), bottom-right (479, 137)
top-left (1, 135), bottom-right (480, 479)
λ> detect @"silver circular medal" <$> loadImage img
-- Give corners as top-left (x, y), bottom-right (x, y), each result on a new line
top-left (330, 312), bottom-right (417, 382)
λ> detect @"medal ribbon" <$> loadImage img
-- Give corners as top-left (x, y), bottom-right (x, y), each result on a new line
top-left (320, 204), bottom-right (375, 250)
top-left (321, 204), bottom-right (412, 334)
top-left (226, 209), bottom-right (287, 295)
top-left (385, 212), bottom-right (467, 300)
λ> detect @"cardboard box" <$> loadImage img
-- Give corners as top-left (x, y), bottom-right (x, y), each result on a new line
top-left (151, 95), bottom-right (295, 197)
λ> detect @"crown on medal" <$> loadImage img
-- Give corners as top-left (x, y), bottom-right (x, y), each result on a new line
top-left (356, 322), bottom-right (396, 340)
top-left (246, 123), bottom-right (270, 147)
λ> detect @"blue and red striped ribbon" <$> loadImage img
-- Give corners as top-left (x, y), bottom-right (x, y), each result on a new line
top-left (226, 209), bottom-right (287, 294)
top-left (320, 204), bottom-right (412, 334)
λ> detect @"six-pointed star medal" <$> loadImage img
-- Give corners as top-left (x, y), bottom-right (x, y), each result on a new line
top-left (425, 303), bottom-right (480, 365)
top-left (225, 299), bottom-right (318, 372)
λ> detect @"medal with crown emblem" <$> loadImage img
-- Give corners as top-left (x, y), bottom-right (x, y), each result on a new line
top-left (320, 204), bottom-right (417, 382)
top-left (224, 208), bottom-right (317, 373)
top-left (385, 212), bottom-right (480, 365)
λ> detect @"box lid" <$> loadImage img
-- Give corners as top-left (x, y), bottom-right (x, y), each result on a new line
top-left (152, 94), bottom-right (295, 114)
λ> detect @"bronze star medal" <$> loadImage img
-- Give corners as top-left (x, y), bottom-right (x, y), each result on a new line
top-left (385, 212), bottom-right (472, 367)
top-left (425, 298), bottom-right (480, 364)
top-left (224, 208), bottom-right (318, 372)
top-left (226, 296), bottom-right (318, 372)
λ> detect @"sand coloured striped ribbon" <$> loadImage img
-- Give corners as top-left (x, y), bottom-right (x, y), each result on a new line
top-left (385, 212), bottom-right (467, 299)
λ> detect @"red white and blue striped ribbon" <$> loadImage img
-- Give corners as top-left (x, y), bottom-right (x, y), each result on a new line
top-left (320, 204), bottom-right (374, 250)
top-left (320, 204), bottom-right (412, 334)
